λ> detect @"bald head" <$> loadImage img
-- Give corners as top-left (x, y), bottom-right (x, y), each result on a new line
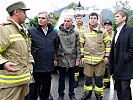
top-left (64, 16), bottom-right (73, 29)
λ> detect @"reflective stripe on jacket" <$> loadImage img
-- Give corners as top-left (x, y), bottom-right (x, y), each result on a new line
top-left (80, 25), bottom-right (111, 65)
top-left (0, 18), bottom-right (33, 89)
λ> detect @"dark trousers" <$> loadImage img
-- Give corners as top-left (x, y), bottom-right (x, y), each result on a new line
top-left (25, 83), bottom-right (38, 100)
top-left (85, 76), bottom-right (103, 87)
top-left (58, 67), bottom-right (76, 96)
top-left (32, 72), bottom-right (52, 100)
top-left (115, 79), bottom-right (132, 100)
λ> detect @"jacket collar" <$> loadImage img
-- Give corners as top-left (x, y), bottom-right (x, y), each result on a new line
top-left (115, 24), bottom-right (127, 46)
top-left (7, 18), bottom-right (28, 36)
top-left (37, 23), bottom-right (54, 33)
top-left (59, 24), bottom-right (75, 33)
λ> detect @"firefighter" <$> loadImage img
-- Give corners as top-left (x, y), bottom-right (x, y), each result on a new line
top-left (0, 1), bottom-right (33, 100)
top-left (80, 12), bottom-right (111, 100)
top-left (104, 21), bottom-right (114, 40)
top-left (74, 14), bottom-right (86, 88)
top-left (103, 21), bottom-right (114, 88)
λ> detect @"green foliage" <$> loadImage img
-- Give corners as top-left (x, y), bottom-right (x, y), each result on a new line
top-left (112, 21), bottom-right (117, 31)
top-left (29, 16), bottom-right (38, 27)
top-left (67, 2), bottom-right (75, 9)
top-left (52, 13), bottom-right (59, 26)
top-left (28, 13), bottom-right (59, 27)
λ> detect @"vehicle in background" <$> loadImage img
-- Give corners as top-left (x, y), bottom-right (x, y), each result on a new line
top-left (56, 2), bottom-right (103, 30)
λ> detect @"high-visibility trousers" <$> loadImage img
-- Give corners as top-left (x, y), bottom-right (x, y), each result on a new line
top-left (84, 76), bottom-right (104, 96)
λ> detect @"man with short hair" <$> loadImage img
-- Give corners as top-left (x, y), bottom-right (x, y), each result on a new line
top-left (104, 21), bottom-right (114, 40)
top-left (110, 10), bottom-right (133, 100)
top-left (0, 1), bottom-right (33, 100)
top-left (74, 14), bottom-right (86, 88)
top-left (80, 12), bottom-right (111, 100)
top-left (57, 16), bottom-right (81, 100)
top-left (28, 11), bottom-right (58, 100)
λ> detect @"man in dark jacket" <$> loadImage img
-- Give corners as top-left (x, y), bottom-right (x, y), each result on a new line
top-left (56, 16), bottom-right (81, 100)
top-left (110, 10), bottom-right (133, 100)
top-left (28, 11), bottom-right (58, 100)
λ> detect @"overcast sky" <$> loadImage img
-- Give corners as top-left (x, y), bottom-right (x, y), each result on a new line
top-left (0, 0), bottom-right (132, 23)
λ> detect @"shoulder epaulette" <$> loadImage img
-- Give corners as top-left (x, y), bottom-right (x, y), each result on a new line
top-left (0, 22), bottom-right (11, 26)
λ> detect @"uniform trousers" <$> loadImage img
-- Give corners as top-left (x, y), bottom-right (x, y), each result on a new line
top-left (33, 72), bottom-right (51, 100)
top-left (115, 79), bottom-right (132, 100)
top-left (83, 63), bottom-right (105, 96)
top-left (0, 84), bottom-right (28, 100)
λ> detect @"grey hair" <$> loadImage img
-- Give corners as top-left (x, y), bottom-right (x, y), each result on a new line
top-left (38, 11), bottom-right (50, 20)
top-left (115, 10), bottom-right (128, 23)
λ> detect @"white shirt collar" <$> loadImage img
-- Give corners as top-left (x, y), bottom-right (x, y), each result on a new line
top-left (41, 27), bottom-right (48, 35)
top-left (115, 23), bottom-right (125, 43)
top-left (116, 23), bottom-right (125, 33)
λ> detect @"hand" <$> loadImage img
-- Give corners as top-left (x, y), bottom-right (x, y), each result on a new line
top-left (104, 57), bottom-right (109, 65)
top-left (76, 61), bottom-right (80, 66)
top-left (80, 58), bottom-right (85, 65)
top-left (3, 62), bottom-right (19, 72)
top-left (54, 60), bottom-right (58, 66)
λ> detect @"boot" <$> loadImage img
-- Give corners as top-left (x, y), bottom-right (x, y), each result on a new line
top-left (74, 76), bottom-right (79, 88)
top-left (48, 93), bottom-right (53, 100)
top-left (95, 93), bottom-right (102, 100)
top-left (69, 95), bottom-right (77, 100)
top-left (104, 82), bottom-right (110, 88)
top-left (58, 96), bottom-right (64, 100)
top-left (96, 95), bottom-right (102, 100)
top-left (81, 91), bottom-right (92, 100)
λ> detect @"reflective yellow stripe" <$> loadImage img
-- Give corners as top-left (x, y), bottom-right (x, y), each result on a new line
top-left (9, 34), bottom-right (24, 42)
top-left (84, 85), bottom-right (93, 91)
top-left (84, 56), bottom-right (103, 62)
top-left (0, 73), bottom-right (31, 83)
top-left (10, 38), bottom-right (24, 42)
top-left (75, 72), bottom-right (79, 76)
top-left (105, 48), bottom-right (111, 53)
top-left (0, 45), bottom-right (3, 52)
top-left (103, 78), bottom-right (110, 82)
top-left (84, 32), bottom-right (97, 35)
top-left (103, 36), bottom-right (110, 43)
top-left (80, 48), bottom-right (84, 53)
top-left (9, 34), bottom-right (23, 37)
top-left (80, 38), bottom-right (85, 43)
top-left (94, 85), bottom-right (104, 94)
top-left (84, 32), bottom-right (97, 37)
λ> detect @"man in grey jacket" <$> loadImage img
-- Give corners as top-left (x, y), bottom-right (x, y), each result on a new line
top-left (56, 16), bottom-right (81, 100)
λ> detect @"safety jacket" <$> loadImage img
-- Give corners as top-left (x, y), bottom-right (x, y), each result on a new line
top-left (0, 18), bottom-right (33, 89)
top-left (80, 25), bottom-right (111, 65)
top-left (107, 30), bottom-right (114, 41)
top-left (75, 24), bottom-right (87, 36)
